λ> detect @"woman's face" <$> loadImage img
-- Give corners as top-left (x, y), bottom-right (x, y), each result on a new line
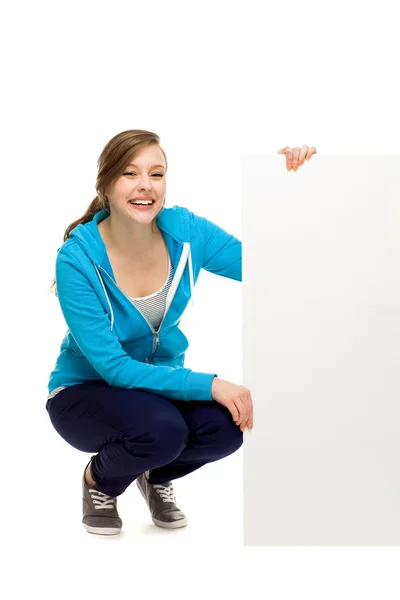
top-left (106, 144), bottom-right (167, 225)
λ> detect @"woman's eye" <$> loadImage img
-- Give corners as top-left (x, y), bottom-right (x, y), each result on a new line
top-left (123, 172), bottom-right (163, 178)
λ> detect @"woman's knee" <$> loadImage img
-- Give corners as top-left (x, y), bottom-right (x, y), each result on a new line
top-left (124, 413), bottom-right (190, 461)
top-left (218, 420), bottom-right (243, 455)
top-left (202, 404), bottom-right (244, 456)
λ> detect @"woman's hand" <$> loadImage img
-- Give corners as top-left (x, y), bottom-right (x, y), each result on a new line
top-left (211, 377), bottom-right (253, 432)
top-left (277, 145), bottom-right (317, 171)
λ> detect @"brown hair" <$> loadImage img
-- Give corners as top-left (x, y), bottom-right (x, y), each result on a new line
top-left (48, 129), bottom-right (168, 297)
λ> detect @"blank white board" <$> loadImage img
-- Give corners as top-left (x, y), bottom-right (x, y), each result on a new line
top-left (242, 155), bottom-right (400, 546)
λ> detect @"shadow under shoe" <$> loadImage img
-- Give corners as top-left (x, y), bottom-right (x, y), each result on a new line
top-left (136, 473), bottom-right (188, 529)
top-left (82, 456), bottom-right (122, 535)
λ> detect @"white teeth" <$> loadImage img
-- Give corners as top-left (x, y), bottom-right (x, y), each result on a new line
top-left (130, 200), bottom-right (153, 205)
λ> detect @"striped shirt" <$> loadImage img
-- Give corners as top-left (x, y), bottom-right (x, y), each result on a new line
top-left (129, 255), bottom-right (173, 331)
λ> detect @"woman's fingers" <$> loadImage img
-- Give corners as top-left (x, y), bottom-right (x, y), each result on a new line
top-left (299, 144), bottom-right (310, 165)
top-left (247, 405), bottom-right (253, 429)
top-left (292, 146), bottom-right (301, 170)
top-left (233, 397), bottom-right (246, 426)
top-left (306, 145), bottom-right (317, 159)
top-left (278, 145), bottom-right (317, 170)
top-left (239, 392), bottom-right (253, 432)
top-left (230, 401), bottom-right (240, 424)
top-left (237, 397), bottom-right (250, 428)
top-left (284, 148), bottom-right (293, 170)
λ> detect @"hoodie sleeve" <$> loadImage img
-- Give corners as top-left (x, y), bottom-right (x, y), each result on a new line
top-left (189, 210), bottom-right (242, 281)
top-left (55, 246), bottom-right (217, 401)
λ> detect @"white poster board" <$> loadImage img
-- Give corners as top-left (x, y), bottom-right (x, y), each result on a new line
top-left (242, 155), bottom-right (400, 546)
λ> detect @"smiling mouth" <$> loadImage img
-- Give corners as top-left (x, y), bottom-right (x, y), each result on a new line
top-left (128, 200), bottom-right (155, 205)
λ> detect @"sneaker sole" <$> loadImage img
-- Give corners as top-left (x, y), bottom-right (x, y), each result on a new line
top-left (136, 478), bottom-right (188, 529)
top-left (83, 523), bottom-right (121, 535)
top-left (152, 516), bottom-right (188, 529)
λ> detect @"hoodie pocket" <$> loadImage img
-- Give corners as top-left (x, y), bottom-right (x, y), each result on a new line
top-left (155, 326), bottom-right (189, 359)
top-left (123, 338), bottom-right (154, 362)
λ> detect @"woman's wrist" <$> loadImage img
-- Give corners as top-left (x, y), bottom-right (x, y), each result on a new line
top-left (211, 376), bottom-right (219, 394)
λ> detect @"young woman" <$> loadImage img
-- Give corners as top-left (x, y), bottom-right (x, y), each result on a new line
top-left (46, 129), bottom-right (316, 535)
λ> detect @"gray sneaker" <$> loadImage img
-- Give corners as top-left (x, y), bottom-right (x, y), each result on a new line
top-left (82, 455), bottom-right (122, 535)
top-left (136, 473), bottom-right (188, 529)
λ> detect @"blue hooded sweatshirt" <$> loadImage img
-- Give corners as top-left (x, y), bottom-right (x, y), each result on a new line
top-left (48, 205), bottom-right (242, 401)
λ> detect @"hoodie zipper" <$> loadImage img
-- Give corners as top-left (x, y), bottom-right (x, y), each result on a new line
top-left (97, 241), bottom-right (189, 358)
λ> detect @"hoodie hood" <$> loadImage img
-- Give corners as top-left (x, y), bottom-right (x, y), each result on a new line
top-left (69, 207), bottom-right (195, 331)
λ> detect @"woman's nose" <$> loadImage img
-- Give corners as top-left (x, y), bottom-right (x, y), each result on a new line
top-left (137, 175), bottom-right (153, 188)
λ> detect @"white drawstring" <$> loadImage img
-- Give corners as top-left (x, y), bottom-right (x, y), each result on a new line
top-left (187, 245), bottom-right (195, 306)
top-left (93, 242), bottom-right (194, 331)
top-left (94, 264), bottom-right (115, 331)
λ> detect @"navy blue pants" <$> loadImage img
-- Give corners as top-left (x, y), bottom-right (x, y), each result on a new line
top-left (46, 380), bottom-right (243, 496)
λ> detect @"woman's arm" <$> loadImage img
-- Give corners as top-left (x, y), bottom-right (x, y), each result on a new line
top-left (190, 211), bottom-right (242, 282)
top-left (186, 145), bottom-right (317, 281)
top-left (55, 246), bottom-right (217, 401)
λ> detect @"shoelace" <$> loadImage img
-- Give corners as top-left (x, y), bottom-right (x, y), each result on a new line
top-left (89, 488), bottom-right (116, 510)
top-left (153, 483), bottom-right (176, 503)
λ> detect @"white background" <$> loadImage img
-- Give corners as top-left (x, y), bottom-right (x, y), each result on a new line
top-left (1, 0), bottom-right (399, 598)
top-left (243, 155), bottom-right (400, 545)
